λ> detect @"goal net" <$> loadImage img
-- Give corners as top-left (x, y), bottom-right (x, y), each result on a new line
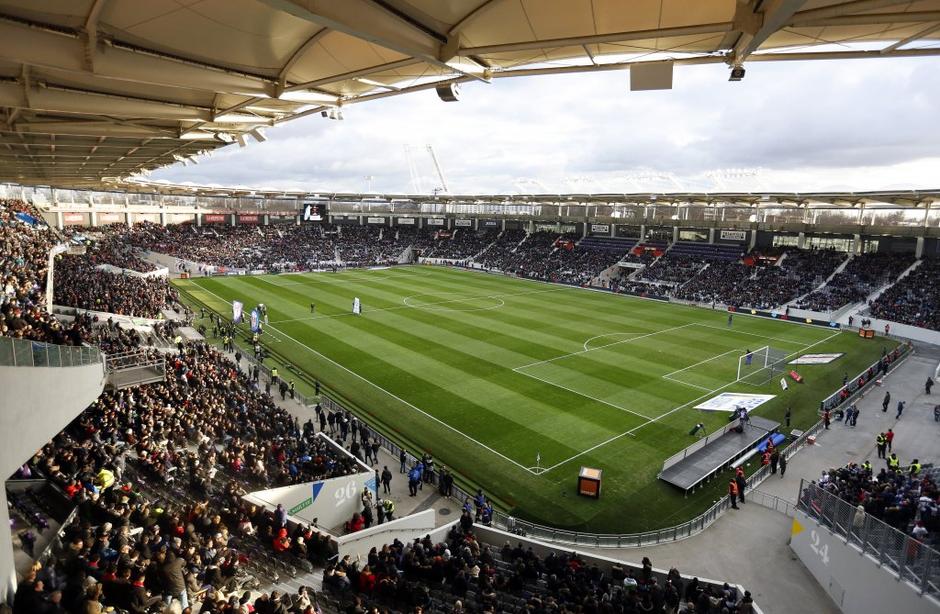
top-left (737, 346), bottom-right (789, 386)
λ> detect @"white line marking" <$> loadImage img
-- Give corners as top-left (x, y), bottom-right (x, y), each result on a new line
top-left (661, 348), bottom-right (742, 378)
top-left (582, 332), bottom-right (642, 352)
top-left (402, 294), bottom-right (505, 312)
top-left (189, 282), bottom-right (541, 475)
top-left (537, 328), bottom-right (844, 474)
top-left (661, 375), bottom-right (715, 391)
top-left (511, 368), bottom-right (651, 422)
top-left (514, 323), bottom-right (697, 370)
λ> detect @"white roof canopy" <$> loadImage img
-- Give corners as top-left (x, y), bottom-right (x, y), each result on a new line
top-left (1, 0), bottom-right (938, 185)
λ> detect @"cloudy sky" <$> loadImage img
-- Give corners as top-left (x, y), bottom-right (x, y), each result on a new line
top-left (152, 56), bottom-right (940, 194)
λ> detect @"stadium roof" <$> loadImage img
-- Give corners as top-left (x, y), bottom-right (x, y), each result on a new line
top-left (1, 0), bottom-right (939, 187)
top-left (49, 179), bottom-right (940, 210)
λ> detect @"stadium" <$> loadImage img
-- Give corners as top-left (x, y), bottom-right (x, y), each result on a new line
top-left (1, 2), bottom-right (939, 614)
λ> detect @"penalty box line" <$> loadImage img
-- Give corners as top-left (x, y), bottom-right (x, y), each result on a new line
top-left (536, 327), bottom-right (844, 476)
top-left (192, 282), bottom-right (544, 476)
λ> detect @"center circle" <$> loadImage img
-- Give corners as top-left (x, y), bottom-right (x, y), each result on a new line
top-left (403, 294), bottom-right (506, 312)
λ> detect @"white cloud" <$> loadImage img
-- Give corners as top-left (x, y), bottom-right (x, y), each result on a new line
top-left (152, 57), bottom-right (940, 194)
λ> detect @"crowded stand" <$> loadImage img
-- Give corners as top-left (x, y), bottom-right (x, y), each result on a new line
top-left (53, 255), bottom-right (177, 319)
top-left (124, 222), bottom-right (337, 272)
top-left (335, 225), bottom-right (409, 267)
top-left (66, 227), bottom-right (160, 273)
top-left (868, 258), bottom-right (940, 331)
top-left (480, 231), bottom-right (559, 277)
top-left (801, 461), bottom-right (938, 544)
top-left (442, 228), bottom-right (498, 260)
top-left (472, 229), bottom-right (527, 270)
top-left (0, 199), bottom-right (93, 345)
top-left (11, 341), bottom-right (363, 613)
top-left (322, 524), bottom-right (755, 614)
top-left (673, 248), bottom-right (844, 309)
top-left (797, 252), bottom-right (915, 312)
top-left (542, 242), bottom-right (629, 286)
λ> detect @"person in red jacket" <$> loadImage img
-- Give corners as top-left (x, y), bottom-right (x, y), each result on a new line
top-left (728, 479), bottom-right (739, 510)
top-left (272, 527), bottom-right (291, 553)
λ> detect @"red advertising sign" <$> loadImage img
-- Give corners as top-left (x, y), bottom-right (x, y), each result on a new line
top-left (63, 212), bottom-right (84, 225)
top-left (203, 214), bottom-right (227, 223)
top-left (238, 214), bottom-right (260, 224)
top-left (98, 212), bottom-right (122, 223)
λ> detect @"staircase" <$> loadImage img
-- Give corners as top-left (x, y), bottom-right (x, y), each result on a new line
top-left (104, 350), bottom-right (167, 390)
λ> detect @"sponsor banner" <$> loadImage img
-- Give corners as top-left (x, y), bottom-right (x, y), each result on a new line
top-left (367, 217), bottom-right (386, 224)
top-left (426, 218), bottom-right (444, 226)
top-left (238, 214), bottom-right (260, 224)
top-left (618, 261), bottom-right (645, 269)
top-left (268, 214), bottom-right (296, 223)
top-left (63, 212), bottom-right (85, 224)
top-left (695, 392), bottom-right (776, 413)
top-left (720, 230), bottom-right (747, 241)
top-left (203, 213), bottom-right (228, 223)
top-left (454, 218), bottom-right (472, 227)
top-left (728, 306), bottom-right (840, 329)
top-left (790, 353), bottom-right (844, 365)
top-left (396, 217), bottom-right (416, 225)
top-left (98, 212), bottom-right (122, 223)
top-left (591, 224), bottom-right (611, 234)
top-left (482, 220), bottom-right (499, 228)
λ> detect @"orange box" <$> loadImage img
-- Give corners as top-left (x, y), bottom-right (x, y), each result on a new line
top-left (578, 466), bottom-right (603, 498)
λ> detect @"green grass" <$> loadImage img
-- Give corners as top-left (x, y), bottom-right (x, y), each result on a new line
top-left (173, 265), bottom-right (892, 532)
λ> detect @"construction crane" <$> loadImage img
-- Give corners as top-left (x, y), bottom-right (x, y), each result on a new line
top-left (403, 144), bottom-right (449, 194)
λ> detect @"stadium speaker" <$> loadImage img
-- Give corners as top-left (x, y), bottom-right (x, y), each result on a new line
top-left (436, 82), bottom-right (461, 102)
top-left (729, 65), bottom-right (746, 82)
top-left (629, 60), bottom-right (673, 91)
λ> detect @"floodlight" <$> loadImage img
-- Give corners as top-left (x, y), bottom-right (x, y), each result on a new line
top-left (729, 65), bottom-right (746, 82)
top-left (435, 83), bottom-right (460, 102)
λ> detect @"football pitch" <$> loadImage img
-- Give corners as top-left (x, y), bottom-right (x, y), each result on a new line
top-left (174, 265), bottom-right (890, 532)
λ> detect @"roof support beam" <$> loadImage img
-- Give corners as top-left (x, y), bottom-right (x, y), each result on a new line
top-left (82, 0), bottom-right (107, 72)
top-left (283, 58), bottom-right (421, 92)
top-left (732, 0), bottom-right (808, 66)
top-left (276, 27), bottom-right (330, 94)
top-left (256, 0), bottom-right (487, 82)
top-left (795, 10), bottom-right (940, 27)
top-left (880, 22), bottom-right (940, 53)
top-left (448, 0), bottom-right (506, 36)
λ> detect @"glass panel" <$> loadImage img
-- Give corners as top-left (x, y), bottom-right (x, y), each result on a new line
top-left (0, 339), bottom-right (15, 365)
top-left (14, 340), bottom-right (33, 366)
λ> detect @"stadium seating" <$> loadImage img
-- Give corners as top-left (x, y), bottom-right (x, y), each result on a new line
top-left (868, 258), bottom-right (940, 331)
top-left (797, 252), bottom-right (915, 312)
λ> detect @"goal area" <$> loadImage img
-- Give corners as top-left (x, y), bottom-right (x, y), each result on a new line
top-left (737, 346), bottom-right (789, 386)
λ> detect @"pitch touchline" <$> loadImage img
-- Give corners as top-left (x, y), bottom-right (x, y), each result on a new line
top-left (191, 282), bottom-right (542, 476)
top-left (537, 328), bottom-right (843, 474)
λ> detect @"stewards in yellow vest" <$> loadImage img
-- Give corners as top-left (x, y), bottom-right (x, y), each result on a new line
top-left (910, 459), bottom-right (922, 477)
top-left (887, 453), bottom-right (900, 471)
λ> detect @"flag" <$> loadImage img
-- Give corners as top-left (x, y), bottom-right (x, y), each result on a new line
top-left (232, 300), bottom-right (243, 323)
top-left (536, 452), bottom-right (541, 466)
top-left (250, 308), bottom-right (260, 332)
top-left (352, 297), bottom-right (361, 315)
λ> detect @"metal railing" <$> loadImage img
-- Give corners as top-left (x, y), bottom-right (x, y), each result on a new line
top-left (796, 479), bottom-right (939, 598)
top-left (820, 342), bottom-right (912, 412)
top-left (0, 336), bottom-right (102, 368)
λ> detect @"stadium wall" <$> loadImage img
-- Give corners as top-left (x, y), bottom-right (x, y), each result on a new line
top-left (334, 510), bottom-right (441, 561)
top-left (790, 510), bottom-right (938, 614)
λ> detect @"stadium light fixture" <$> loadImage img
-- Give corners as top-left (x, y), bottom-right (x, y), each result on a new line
top-left (320, 108), bottom-right (344, 120)
top-left (729, 65), bottom-right (746, 82)
top-left (435, 83), bottom-right (460, 102)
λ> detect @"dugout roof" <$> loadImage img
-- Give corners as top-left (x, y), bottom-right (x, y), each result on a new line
top-left (1, 0), bottom-right (939, 187)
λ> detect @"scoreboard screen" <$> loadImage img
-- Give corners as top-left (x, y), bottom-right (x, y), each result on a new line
top-left (302, 202), bottom-right (328, 221)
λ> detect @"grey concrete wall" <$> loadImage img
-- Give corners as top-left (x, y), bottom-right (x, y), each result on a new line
top-left (789, 510), bottom-right (939, 614)
top-left (0, 362), bottom-right (105, 477)
top-left (0, 360), bottom-right (105, 604)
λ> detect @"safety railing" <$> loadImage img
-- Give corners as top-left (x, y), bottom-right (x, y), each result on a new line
top-left (796, 479), bottom-right (938, 598)
top-left (0, 336), bottom-right (102, 368)
top-left (819, 342), bottom-right (911, 412)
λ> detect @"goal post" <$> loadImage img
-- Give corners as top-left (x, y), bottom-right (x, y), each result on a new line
top-left (737, 346), bottom-right (789, 385)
